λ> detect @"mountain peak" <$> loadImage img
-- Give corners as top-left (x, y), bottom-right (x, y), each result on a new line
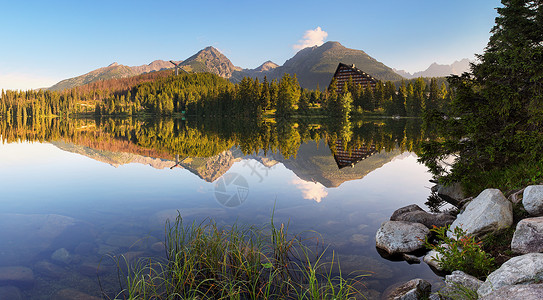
top-left (255, 61), bottom-right (279, 72)
top-left (181, 46), bottom-right (239, 78)
top-left (108, 62), bottom-right (119, 67)
top-left (321, 41), bottom-right (343, 48)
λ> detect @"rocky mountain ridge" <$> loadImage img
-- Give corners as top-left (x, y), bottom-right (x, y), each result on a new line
top-left (49, 42), bottom-right (470, 91)
top-left (49, 60), bottom-right (180, 91)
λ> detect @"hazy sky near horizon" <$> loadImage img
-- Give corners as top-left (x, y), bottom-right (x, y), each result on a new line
top-left (0, 0), bottom-right (501, 90)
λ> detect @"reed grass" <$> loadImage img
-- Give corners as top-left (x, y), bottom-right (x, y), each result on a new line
top-left (103, 212), bottom-right (369, 299)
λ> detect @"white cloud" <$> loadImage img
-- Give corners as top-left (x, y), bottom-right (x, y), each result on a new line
top-left (293, 27), bottom-right (328, 51)
top-left (291, 177), bottom-right (328, 203)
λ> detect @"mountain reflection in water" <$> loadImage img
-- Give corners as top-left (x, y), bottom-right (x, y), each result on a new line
top-left (0, 117), bottom-right (443, 299)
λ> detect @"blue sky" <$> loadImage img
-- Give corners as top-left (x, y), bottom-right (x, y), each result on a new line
top-left (0, 0), bottom-right (501, 90)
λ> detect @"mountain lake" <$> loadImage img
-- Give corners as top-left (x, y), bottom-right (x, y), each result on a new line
top-left (0, 117), bottom-right (444, 299)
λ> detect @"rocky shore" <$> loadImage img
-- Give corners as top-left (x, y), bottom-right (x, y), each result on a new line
top-left (375, 184), bottom-right (543, 299)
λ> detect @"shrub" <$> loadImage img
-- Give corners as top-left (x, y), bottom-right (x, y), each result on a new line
top-left (425, 225), bottom-right (495, 279)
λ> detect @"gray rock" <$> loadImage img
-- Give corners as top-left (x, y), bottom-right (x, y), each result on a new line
top-left (390, 204), bottom-right (455, 229)
top-left (383, 278), bottom-right (431, 300)
top-left (441, 270), bottom-right (483, 297)
top-left (478, 253), bottom-right (543, 297)
top-left (0, 266), bottom-right (34, 286)
top-left (480, 283), bottom-right (543, 300)
top-left (376, 221), bottom-right (430, 255)
top-left (423, 249), bottom-right (443, 270)
top-left (449, 189), bottom-right (512, 238)
top-left (437, 182), bottom-right (465, 205)
top-left (51, 248), bottom-right (72, 265)
top-left (523, 185), bottom-right (543, 216)
top-left (511, 217), bottom-right (543, 254)
top-left (0, 286), bottom-right (22, 300)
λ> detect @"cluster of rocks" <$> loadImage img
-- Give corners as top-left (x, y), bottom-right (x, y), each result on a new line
top-left (375, 185), bottom-right (543, 299)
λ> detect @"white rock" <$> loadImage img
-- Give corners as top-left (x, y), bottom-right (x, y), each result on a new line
top-left (479, 284), bottom-right (543, 300)
top-left (478, 253), bottom-right (543, 297)
top-left (523, 185), bottom-right (543, 216)
top-left (449, 189), bottom-right (512, 238)
top-left (376, 221), bottom-right (430, 255)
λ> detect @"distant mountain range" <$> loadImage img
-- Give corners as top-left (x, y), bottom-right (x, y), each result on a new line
top-left (393, 59), bottom-right (471, 79)
top-left (48, 42), bottom-right (470, 91)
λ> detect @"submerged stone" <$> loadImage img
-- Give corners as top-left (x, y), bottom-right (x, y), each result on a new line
top-left (78, 262), bottom-right (109, 277)
top-left (151, 241), bottom-right (166, 253)
top-left (0, 266), bottom-right (34, 287)
top-left (0, 213), bottom-right (94, 267)
top-left (51, 248), bottom-right (72, 265)
top-left (34, 260), bottom-right (66, 278)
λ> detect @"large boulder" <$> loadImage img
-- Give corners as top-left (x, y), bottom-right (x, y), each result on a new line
top-left (383, 278), bottom-right (431, 300)
top-left (390, 204), bottom-right (455, 228)
top-left (376, 221), bottom-right (430, 255)
top-left (478, 253), bottom-right (543, 297)
top-left (511, 217), bottom-right (543, 254)
top-left (523, 185), bottom-right (543, 216)
top-left (449, 189), bottom-right (513, 238)
top-left (479, 284), bottom-right (543, 300)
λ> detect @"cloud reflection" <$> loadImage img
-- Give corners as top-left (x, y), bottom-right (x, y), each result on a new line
top-left (291, 177), bottom-right (328, 203)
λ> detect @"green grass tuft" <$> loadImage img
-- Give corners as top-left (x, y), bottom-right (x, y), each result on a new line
top-left (102, 212), bottom-right (369, 299)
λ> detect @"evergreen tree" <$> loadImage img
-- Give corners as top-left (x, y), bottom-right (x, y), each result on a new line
top-left (420, 0), bottom-right (543, 188)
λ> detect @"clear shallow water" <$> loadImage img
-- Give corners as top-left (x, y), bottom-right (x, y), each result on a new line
top-left (0, 119), bottom-right (443, 299)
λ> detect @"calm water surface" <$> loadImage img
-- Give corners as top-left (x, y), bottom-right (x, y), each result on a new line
top-left (0, 118), bottom-right (443, 299)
